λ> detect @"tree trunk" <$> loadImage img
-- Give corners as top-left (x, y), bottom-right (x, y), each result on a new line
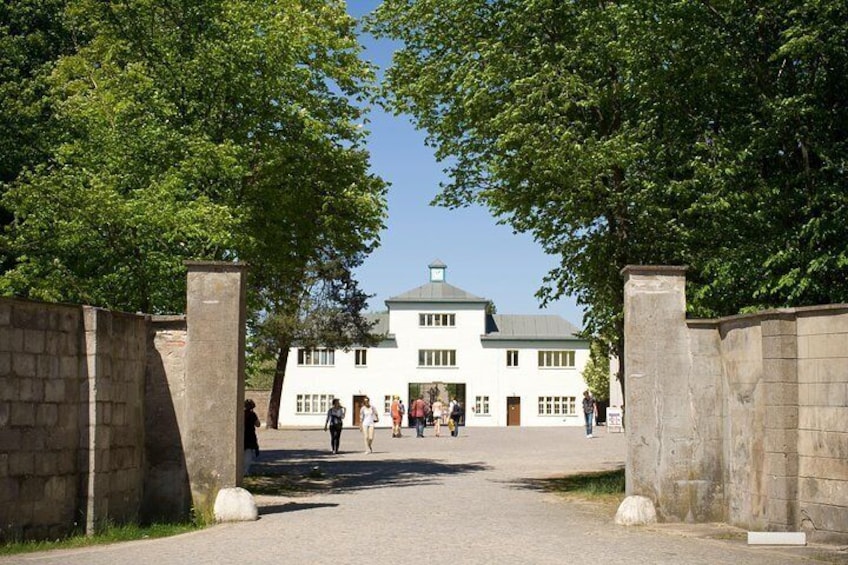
top-left (266, 345), bottom-right (290, 430)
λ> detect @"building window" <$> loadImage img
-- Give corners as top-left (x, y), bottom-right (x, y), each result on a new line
top-left (297, 348), bottom-right (335, 366)
top-left (537, 396), bottom-right (577, 415)
top-left (384, 395), bottom-right (392, 415)
top-left (355, 349), bottom-right (367, 367)
top-left (475, 395), bottom-right (490, 415)
top-left (418, 349), bottom-right (457, 367)
top-left (419, 313), bottom-right (456, 327)
top-left (537, 350), bottom-right (575, 368)
top-left (296, 394), bottom-right (334, 414)
top-left (506, 350), bottom-right (519, 367)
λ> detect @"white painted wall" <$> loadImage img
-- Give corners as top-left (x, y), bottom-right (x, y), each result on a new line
top-left (279, 299), bottom-right (589, 428)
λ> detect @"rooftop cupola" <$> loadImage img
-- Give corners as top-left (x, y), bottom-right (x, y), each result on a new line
top-left (428, 259), bottom-right (447, 283)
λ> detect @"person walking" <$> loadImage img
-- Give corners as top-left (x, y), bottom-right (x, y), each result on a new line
top-left (324, 398), bottom-right (346, 454)
top-left (582, 390), bottom-right (597, 438)
top-left (359, 396), bottom-right (379, 453)
top-left (244, 399), bottom-right (261, 475)
top-left (391, 395), bottom-right (405, 438)
top-left (432, 398), bottom-right (444, 437)
top-left (449, 397), bottom-right (463, 437)
top-left (411, 394), bottom-right (427, 438)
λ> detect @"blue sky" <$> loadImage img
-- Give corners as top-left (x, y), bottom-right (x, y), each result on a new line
top-left (348, 1), bottom-right (585, 328)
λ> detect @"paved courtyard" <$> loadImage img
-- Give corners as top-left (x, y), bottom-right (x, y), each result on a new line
top-left (3, 426), bottom-right (839, 564)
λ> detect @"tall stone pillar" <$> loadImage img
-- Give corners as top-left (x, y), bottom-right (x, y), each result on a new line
top-left (761, 312), bottom-right (799, 531)
top-left (622, 265), bottom-right (709, 521)
top-left (184, 261), bottom-right (247, 517)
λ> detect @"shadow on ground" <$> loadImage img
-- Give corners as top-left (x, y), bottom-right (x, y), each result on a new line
top-left (258, 502), bottom-right (339, 517)
top-left (245, 448), bottom-right (490, 496)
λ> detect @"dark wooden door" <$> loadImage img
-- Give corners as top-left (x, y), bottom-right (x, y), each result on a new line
top-left (507, 396), bottom-right (521, 426)
top-left (352, 395), bottom-right (366, 426)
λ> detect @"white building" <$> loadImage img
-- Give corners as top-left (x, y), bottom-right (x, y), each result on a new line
top-left (279, 261), bottom-right (590, 428)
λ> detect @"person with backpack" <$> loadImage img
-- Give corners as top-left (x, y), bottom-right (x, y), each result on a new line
top-left (324, 398), bottom-right (346, 454)
top-left (449, 397), bottom-right (463, 437)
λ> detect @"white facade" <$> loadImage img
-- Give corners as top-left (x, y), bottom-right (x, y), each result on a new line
top-left (279, 262), bottom-right (590, 428)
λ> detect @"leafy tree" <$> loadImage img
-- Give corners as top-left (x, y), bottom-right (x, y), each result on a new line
top-left (368, 0), bottom-right (848, 397)
top-left (2, 0), bottom-right (387, 315)
top-left (2, 1), bottom-right (387, 424)
top-left (252, 250), bottom-right (382, 428)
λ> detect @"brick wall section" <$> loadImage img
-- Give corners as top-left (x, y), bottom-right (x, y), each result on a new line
top-left (143, 316), bottom-right (191, 522)
top-left (622, 266), bottom-right (848, 544)
top-left (0, 299), bottom-right (85, 541)
top-left (245, 389), bottom-right (271, 428)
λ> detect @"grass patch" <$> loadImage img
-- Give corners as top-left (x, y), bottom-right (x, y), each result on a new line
top-left (0, 522), bottom-right (201, 557)
top-left (539, 468), bottom-right (625, 505)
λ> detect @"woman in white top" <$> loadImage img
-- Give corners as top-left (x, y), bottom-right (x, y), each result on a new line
top-left (431, 399), bottom-right (444, 437)
top-left (359, 397), bottom-right (379, 453)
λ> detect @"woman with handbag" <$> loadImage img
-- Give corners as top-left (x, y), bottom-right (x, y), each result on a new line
top-left (324, 398), bottom-right (346, 454)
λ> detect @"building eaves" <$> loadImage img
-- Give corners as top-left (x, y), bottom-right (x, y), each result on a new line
top-left (481, 314), bottom-right (583, 341)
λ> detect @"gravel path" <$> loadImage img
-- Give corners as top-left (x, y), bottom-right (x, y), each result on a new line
top-left (3, 427), bottom-right (833, 564)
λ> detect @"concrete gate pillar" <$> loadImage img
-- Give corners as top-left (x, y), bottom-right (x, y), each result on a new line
top-left (184, 261), bottom-right (247, 517)
top-left (622, 265), bottom-right (723, 521)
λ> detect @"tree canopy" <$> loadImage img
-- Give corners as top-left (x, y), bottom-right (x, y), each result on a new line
top-left (369, 0), bottom-right (848, 388)
top-left (1, 0), bottom-right (387, 315)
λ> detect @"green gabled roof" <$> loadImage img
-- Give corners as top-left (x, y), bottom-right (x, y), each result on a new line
top-left (385, 282), bottom-right (488, 304)
top-left (482, 314), bottom-right (582, 341)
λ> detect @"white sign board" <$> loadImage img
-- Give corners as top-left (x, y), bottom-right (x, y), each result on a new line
top-left (606, 408), bottom-right (623, 433)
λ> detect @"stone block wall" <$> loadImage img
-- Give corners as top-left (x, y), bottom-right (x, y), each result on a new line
top-left (0, 300), bottom-right (85, 541)
top-left (795, 308), bottom-right (848, 543)
top-left (80, 307), bottom-right (148, 534)
top-left (622, 266), bottom-right (848, 544)
top-left (1, 261), bottom-right (247, 541)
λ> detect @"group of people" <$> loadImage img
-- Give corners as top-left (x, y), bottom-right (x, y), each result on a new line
top-left (323, 394), bottom-right (464, 455)
top-left (407, 394), bottom-right (463, 438)
top-left (243, 390), bottom-right (599, 474)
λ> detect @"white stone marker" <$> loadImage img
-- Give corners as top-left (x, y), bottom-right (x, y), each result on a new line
top-left (214, 487), bottom-right (259, 522)
top-left (614, 495), bottom-right (657, 526)
top-left (747, 532), bottom-right (806, 545)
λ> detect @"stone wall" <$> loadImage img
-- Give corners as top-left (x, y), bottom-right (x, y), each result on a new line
top-left (143, 316), bottom-right (190, 522)
top-left (0, 261), bottom-right (247, 541)
top-left (80, 307), bottom-right (148, 534)
top-left (1, 300), bottom-right (85, 540)
top-left (622, 266), bottom-right (848, 544)
top-left (0, 300), bottom-right (147, 540)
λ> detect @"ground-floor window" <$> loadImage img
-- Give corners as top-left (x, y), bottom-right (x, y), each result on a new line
top-left (537, 396), bottom-right (576, 416)
top-left (475, 395), bottom-right (490, 415)
top-left (296, 394), bottom-right (334, 414)
top-left (383, 395), bottom-right (392, 415)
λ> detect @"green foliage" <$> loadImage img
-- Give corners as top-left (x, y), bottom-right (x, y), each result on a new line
top-left (582, 340), bottom-right (610, 402)
top-left (0, 522), bottom-right (201, 556)
top-left (369, 0), bottom-right (848, 379)
top-left (1, 0), bottom-right (387, 315)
